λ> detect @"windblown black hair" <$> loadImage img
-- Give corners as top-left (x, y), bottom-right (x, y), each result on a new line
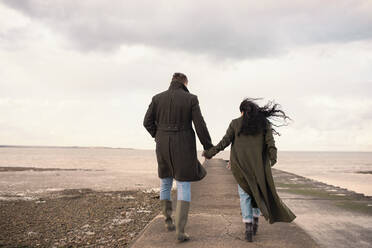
top-left (238, 98), bottom-right (291, 136)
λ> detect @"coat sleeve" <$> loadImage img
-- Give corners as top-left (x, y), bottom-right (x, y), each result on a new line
top-left (191, 96), bottom-right (213, 150)
top-left (265, 124), bottom-right (277, 166)
top-left (143, 97), bottom-right (157, 138)
top-left (204, 121), bottom-right (234, 158)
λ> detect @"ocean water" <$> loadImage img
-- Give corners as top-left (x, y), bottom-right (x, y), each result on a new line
top-left (0, 148), bottom-right (160, 195)
top-left (0, 148), bottom-right (371, 196)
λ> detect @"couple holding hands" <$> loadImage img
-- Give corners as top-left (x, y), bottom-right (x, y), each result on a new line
top-left (144, 72), bottom-right (295, 243)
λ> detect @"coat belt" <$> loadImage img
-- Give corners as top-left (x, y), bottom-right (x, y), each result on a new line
top-left (157, 123), bottom-right (192, 132)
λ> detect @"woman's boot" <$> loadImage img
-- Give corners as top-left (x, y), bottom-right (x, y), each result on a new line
top-left (161, 200), bottom-right (175, 231)
top-left (175, 200), bottom-right (190, 242)
top-left (253, 217), bottom-right (259, 235)
top-left (245, 223), bottom-right (253, 242)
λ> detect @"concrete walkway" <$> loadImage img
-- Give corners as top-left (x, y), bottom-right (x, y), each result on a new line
top-left (130, 159), bottom-right (319, 248)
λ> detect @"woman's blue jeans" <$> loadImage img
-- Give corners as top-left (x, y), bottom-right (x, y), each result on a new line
top-left (160, 177), bottom-right (191, 202)
top-left (238, 185), bottom-right (260, 223)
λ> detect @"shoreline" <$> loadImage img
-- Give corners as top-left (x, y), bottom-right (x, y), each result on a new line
top-left (0, 145), bottom-right (134, 150)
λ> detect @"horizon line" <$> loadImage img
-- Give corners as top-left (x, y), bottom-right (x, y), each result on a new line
top-left (0, 145), bottom-right (371, 153)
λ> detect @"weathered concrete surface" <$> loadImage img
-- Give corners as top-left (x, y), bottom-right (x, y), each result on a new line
top-left (273, 169), bottom-right (372, 248)
top-left (130, 159), bottom-right (318, 248)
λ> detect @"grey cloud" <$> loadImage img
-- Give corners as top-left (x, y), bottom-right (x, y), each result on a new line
top-left (2, 0), bottom-right (372, 59)
top-left (0, 26), bottom-right (34, 50)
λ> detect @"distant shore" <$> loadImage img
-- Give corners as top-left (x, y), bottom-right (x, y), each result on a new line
top-left (1, 145), bottom-right (371, 153)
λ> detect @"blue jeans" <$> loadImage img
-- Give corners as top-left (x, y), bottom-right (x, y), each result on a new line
top-left (160, 177), bottom-right (191, 202)
top-left (238, 185), bottom-right (260, 223)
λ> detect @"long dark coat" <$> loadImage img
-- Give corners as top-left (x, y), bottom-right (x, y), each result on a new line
top-left (204, 117), bottom-right (296, 223)
top-left (143, 80), bottom-right (213, 182)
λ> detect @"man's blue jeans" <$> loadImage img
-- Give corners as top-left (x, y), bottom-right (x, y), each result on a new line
top-left (238, 185), bottom-right (260, 223)
top-left (160, 177), bottom-right (191, 202)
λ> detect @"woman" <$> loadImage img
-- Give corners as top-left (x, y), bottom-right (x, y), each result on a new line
top-left (203, 98), bottom-right (296, 242)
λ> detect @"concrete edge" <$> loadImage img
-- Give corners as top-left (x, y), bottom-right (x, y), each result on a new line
top-left (128, 214), bottom-right (163, 248)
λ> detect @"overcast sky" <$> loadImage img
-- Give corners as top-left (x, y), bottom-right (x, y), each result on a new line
top-left (0, 0), bottom-right (371, 151)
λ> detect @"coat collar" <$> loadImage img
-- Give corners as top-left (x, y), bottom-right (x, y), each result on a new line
top-left (169, 80), bottom-right (189, 92)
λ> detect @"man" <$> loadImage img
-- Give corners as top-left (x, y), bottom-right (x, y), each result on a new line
top-left (143, 72), bottom-right (213, 242)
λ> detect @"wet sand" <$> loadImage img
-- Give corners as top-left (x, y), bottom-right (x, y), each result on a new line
top-left (0, 168), bottom-right (159, 197)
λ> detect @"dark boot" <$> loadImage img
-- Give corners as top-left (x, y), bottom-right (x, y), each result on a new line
top-left (161, 200), bottom-right (175, 231)
top-left (253, 217), bottom-right (259, 235)
top-left (175, 200), bottom-right (190, 242)
top-left (245, 223), bottom-right (253, 242)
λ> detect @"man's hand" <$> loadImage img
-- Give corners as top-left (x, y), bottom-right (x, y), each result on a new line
top-left (202, 150), bottom-right (213, 159)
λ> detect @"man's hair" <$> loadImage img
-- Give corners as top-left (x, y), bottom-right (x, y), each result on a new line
top-left (172, 72), bottom-right (188, 83)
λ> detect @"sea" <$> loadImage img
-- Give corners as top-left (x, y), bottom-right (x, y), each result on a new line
top-left (0, 147), bottom-right (371, 197)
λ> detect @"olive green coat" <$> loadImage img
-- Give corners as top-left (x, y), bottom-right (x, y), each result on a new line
top-left (143, 80), bottom-right (213, 182)
top-left (205, 117), bottom-right (296, 223)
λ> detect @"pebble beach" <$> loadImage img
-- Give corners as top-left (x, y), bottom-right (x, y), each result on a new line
top-left (0, 189), bottom-right (160, 247)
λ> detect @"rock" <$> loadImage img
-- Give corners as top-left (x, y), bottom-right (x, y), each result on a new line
top-left (137, 209), bottom-right (152, 213)
top-left (120, 196), bottom-right (135, 200)
top-left (112, 218), bottom-right (133, 225)
top-left (81, 224), bottom-right (90, 229)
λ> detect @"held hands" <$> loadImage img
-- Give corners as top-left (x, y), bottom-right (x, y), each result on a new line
top-left (202, 149), bottom-right (214, 159)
